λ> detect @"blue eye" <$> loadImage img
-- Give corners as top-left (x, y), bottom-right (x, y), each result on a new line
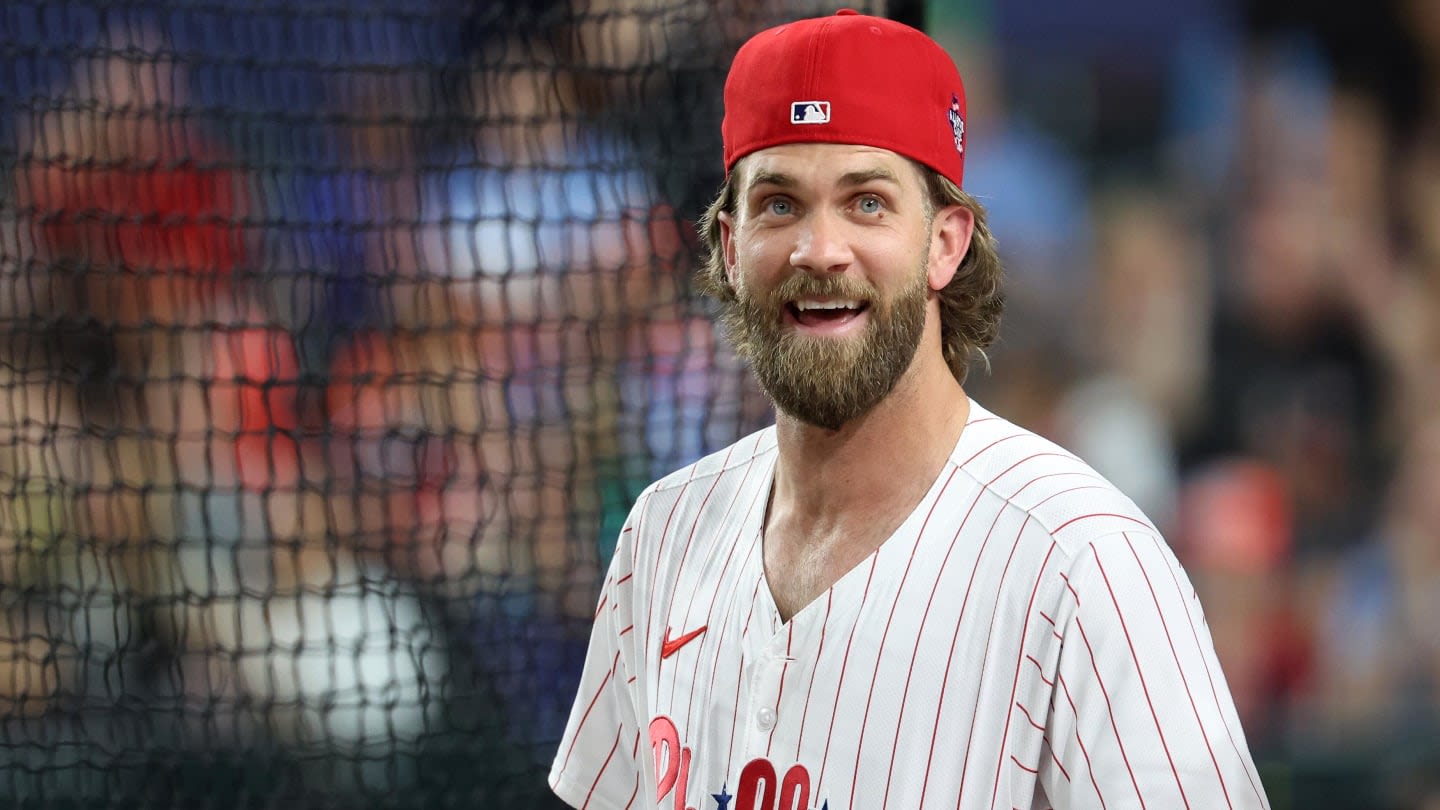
top-left (766, 198), bottom-right (793, 216)
top-left (857, 196), bottom-right (883, 214)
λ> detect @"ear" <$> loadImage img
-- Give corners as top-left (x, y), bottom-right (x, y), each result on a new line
top-left (718, 209), bottom-right (740, 288)
top-left (927, 204), bottom-right (974, 291)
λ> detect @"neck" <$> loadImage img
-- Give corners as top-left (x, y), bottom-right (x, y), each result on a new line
top-left (769, 346), bottom-right (970, 530)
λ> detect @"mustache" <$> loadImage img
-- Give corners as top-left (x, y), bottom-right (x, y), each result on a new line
top-left (748, 273), bottom-right (879, 306)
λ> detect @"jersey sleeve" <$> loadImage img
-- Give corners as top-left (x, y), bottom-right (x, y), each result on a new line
top-left (549, 495), bottom-right (649, 809)
top-left (1039, 530), bottom-right (1272, 810)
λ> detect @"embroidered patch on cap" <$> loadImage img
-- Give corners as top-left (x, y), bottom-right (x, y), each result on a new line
top-left (790, 101), bottom-right (831, 124)
top-left (948, 93), bottom-right (965, 155)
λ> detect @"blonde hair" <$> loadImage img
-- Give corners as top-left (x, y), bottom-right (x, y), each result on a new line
top-left (696, 159), bottom-right (1005, 383)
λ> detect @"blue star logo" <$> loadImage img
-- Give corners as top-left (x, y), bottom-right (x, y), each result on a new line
top-left (711, 785), bottom-right (732, 809)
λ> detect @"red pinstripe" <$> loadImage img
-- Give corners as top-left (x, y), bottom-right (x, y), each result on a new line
top-left (1075, 617), bottom-right (1146, 807)
top-left (626, 495), bottom-right (648, 576)
top-left (953, 514), bottom-right (1033, 808)
top-left (765, 624), bottom-right (795, 759)
top-left (1046, 738), bottom-right (1071, 782)
top-left (666, 460), bottom-right (760, 707)
top-left (1094, 549), bottom-right (1191, 808)
top-left (986, 452), bottom-right (1089, 488)
top-left (581, 726), bottom-right (625, 810)
top-left (623, 731), bottom-right (642, 810)
top-left (1008, 470), bottom-right (1111, 497)
top-left (917, 495), bottom-right (1011, 805)
top-left (1151, 535), bottom-right (1268, 805)
top-left (962, 431), bottom-right (1030, 466)
top-left (654, 445), bottom-right (738, 672)
top-left (794, 589), bottom-right (834, 761)
top-left (882, 475), bottom-right (990, 809)
top-left (1124, 533), bottom-right (1232, 808)
top-left (816, 555), bottom-right (880, 789)
top-left (1057, 672), bottom-right (1107, 809)
top-left (560, 650), bottom-right (623, 774)
top-left (617, 572), bottom-right (633, 585)
top-left (1012, 755), bottom-right (1039, 774)
top-left (1016, 701), bottom-right (1044, 730)
top-left (849, 467), bottom-right (962, 808)
top-left (721, 560), bottom-right (767, 778)
top-left (690, 502), bottom-right (766, 734)
top-left (1053, 512), bottom-right (1152, 535)
top-left (987, 541), bottom-right (1058, 810)
top-left (1026, 655), bottom-right (1053, 687)
top-left (1029, 485), bottom-right (1114, 512)
top-left (645, 481), bottom-right (698, 661)
top-left (679, 523), bottom-right (757, 712)
top-left (1058, 573), bottom-right (1081, 607)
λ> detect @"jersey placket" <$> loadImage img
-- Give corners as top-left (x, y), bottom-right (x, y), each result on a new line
top-left (738, 618), bottom-right (792, 762)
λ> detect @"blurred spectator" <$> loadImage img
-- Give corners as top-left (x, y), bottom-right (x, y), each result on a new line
top-left (0, 358), bottom-right (132, 719)
top-left (333, 0), bottom-right (674, 767)
top-left (1173, 457), bottom-right (1311, 751)
top-left (8, 19), bottom-right (447, 796)
top-left (1053, 186), bottom-right (1212, 527)
top-left (1307, 415), bottom-right (1440, 808)
top-left (13, 25), bottom-right (247, 337)
top-left (1184, 36), bottom-right (1392, 559)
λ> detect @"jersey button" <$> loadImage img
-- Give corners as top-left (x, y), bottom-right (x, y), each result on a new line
top-left (756, 707), bottom-right (777, 731)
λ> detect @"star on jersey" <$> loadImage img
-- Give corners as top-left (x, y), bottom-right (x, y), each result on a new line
top-left (711, 786), bottom-right (732, 809)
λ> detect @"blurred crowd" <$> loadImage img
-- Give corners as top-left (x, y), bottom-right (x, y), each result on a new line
top-left (0, 0), bottom-right (1435, 808)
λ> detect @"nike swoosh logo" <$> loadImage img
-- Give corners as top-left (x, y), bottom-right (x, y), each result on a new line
top-left (660, 625), bottom-right (708, 659)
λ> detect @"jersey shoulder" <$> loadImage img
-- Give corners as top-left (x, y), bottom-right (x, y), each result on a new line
top-left (645, 425), bottom-right (778, 497)
top-left (956, 401), bottom-right (1160, 551)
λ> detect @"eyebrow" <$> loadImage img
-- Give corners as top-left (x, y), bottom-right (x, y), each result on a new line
top-left (744, 166), bottom-right (904, 197)
top-left (745, 170), bottom-right (796, 194)
top-left (837, 168), bottom-right (903, 188)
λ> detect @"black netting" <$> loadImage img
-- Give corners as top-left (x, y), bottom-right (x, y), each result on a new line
top-left (0, 1), bottom-right (884, 807)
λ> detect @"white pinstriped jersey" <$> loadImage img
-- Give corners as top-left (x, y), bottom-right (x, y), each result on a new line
top-left (550, 401), bottom-right (1270, 810)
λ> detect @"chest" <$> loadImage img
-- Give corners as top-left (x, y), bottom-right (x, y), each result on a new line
top-left (633, 512), bottom-right (1065, 809)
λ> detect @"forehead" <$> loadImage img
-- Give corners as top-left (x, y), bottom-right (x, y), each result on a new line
top-left (737, 143), bottom-right (922, 191)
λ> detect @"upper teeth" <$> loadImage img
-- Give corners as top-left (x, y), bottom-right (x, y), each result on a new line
top-left (794, 300), bottom-right (860, 311)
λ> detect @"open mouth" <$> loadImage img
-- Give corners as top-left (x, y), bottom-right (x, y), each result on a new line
top-left (786, 299), bottom-right (870, 329)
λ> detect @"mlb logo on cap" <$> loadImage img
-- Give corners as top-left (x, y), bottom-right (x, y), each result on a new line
top-left (790, 101), bottom-right (831, 124)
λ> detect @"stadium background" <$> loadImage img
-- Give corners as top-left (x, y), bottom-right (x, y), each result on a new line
top-left (1, 0), bottom-right (1437, 807)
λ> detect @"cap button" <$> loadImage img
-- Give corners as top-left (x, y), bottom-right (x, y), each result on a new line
top-left (835, 8), bottom-right (859, 15)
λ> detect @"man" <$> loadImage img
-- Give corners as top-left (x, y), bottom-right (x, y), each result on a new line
top-left (551, 10), bottom-right (1270, 809)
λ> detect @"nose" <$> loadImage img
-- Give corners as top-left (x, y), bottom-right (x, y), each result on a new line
top-left (789, 208), bottom-right (853, 274)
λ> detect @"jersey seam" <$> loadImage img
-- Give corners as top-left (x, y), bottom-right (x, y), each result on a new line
top-left (949, 459), bottom-right (1159, 566)
top-left (645, 426), bottom-right (777, 496)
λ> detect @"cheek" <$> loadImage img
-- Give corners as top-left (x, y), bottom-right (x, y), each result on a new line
top-left (735, 231), bottom-right (791, 282)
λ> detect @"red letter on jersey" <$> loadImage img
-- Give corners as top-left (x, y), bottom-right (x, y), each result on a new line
top-left (779, 764), bottom-right (811, 810)
top-left (736, 758), bottom-right (778, 810)
top-left (649, 715), bottom-right (693, 810)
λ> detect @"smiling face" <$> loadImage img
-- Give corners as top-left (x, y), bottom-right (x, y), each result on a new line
top-left (717, 144), bottom-right (942, 429)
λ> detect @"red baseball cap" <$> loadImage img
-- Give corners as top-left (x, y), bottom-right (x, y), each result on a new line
top-left (722, 9), bottom-right (967, 187)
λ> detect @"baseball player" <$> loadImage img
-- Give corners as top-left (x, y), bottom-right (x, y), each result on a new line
top-left (551, 10), bottom-right (1270, 810)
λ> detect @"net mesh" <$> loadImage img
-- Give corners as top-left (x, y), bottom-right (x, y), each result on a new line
top-left (0, 0), bottom-right (891, 806)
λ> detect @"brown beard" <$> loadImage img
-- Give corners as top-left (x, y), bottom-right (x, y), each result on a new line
top-left (720, 260), bottom-right (929, 430)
